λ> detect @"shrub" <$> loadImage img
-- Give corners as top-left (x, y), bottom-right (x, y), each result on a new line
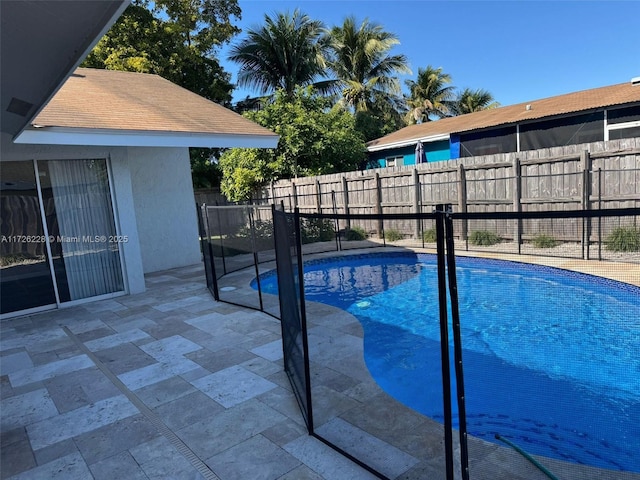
top-left (301, 218), bottom-right (335, 244)
top-left (469, 230), bottom-right (501, 246)
top-left (532, 234), bottom-right (558, 249)
top-left (345, 226), bottom-right (367, 241)
top-left (605, 226), bottom-right (640, 252)
top-left (384, 229), bottom-right (404, 242)
top-left (422, 228), bottom-right (437, 243)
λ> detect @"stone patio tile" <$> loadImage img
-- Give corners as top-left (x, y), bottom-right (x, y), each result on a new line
top-left (84, 328), bottom-right (151, 352)
top-left (33, 438), bottom-right (78, 466)
top-left (257, 387), bottom-right (306, 426)
top-left (92, 343), bottom-right (156, 376)
top-left (315, 417), bottom-right (419, 478)
top-left (89, 451), bottom-right (149, 480)
top-left (83, 299), bottom-right (129, 313)
top-left (283, 435), bottom-right (378, 480)
top-left (134, 376), bottom-right (197, 408)
top-left (176, 399), bottom-right (287, 460)
top-left (140, 335), bottom-right (202, 361)
top-left (0, 328), bottom-right (67, 353)
top-left (277, 464), bottom-right (324, 480)
top-left (73, 414), bottom-right (160, 464)
top-left (0, 351), bottom-right (34, 375)
top-left (129, 436), bottom-right (205, 480)
top-left (0, 388), bottom-right (58, 430)
top-left (261, 419), bottom-right (308, 447)
top-left (186, 347), bottom-right (255, 374)
top-left (44, 367), bottom-right (119, 413)
top-left (206, 434), bottom-right (300, 480)
top-left (152, 390), bottom-right (224, 431)
top-left (152, 295), bottom-right (205, 312)
top-left (239, 356), bottom-right (282, 378)
top-left (63, 318), bottom-right (108, 335)
top-left (26, 394), bottom-right (138, 450)
top-left (0, 433), bottom-right (35, 478)
top-left (109, 317), bottom-right (157, 334)
top-left (250, 339), bottom-right (284, 362)
top-left (8, 452), bottom-right (92, 480)
top-left (191, 365), bottom-right (277, 408)
top-left (117, 357), bottom-right (202, 390)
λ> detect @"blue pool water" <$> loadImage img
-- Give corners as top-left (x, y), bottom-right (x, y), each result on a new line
top-left (254, 252), bottom-right (640, 472)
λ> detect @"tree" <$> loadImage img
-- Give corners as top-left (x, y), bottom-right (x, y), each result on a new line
top-left (405, 65), bottom-right (456, 123)
top-left (324, 16), bottom-right (410, 113)
top-left (228, 9), bottom-right (330, 98)
top-left (450, 88), bottom-right (500, 116)
top-left (219, 88), bottom-right (366, 201)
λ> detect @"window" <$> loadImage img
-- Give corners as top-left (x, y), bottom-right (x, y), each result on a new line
top-left (519, 112), bottom-right (604, 151)
top-left (607, 105), bottom-right (640, 140)
top-left (386, 156), bottom-right (404, 167)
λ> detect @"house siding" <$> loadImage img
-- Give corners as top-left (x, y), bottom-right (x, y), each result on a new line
top-left (373, 140), bottom-right (451, 167)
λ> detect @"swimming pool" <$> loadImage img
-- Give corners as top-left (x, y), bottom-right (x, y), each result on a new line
top-left (255, 252), bottom-right (640, 472)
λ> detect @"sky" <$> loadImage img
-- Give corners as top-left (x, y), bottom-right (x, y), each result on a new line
top-left (219, 0), bottom-right (640, 107)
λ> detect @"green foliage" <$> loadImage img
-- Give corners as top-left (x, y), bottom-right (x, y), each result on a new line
top-left (83, 0), bottom-right (240, 104)
top-left (190, 148), bottom-right (222, 188)
top-left (605, 227), bottom-right (640, 252)
top-left (220, 88), bottom-right (366, 201)
top-left (384, 229), bottom-right (404, 242)
top-left (532, 234), bottom-right (558, 249)
top-left (422, 228), bottom-right (437, 242)
top-left (229, 9), bottom-right (329, 97)
top-left (301, 219), bottom-right (335, 244)
top-left (449, 88), bottom-right (500, 116)
top-left (469, 230), bottom-right (501, 246)
top-left (345, 226), bottom-right (367, 241)
top-left (405, 65), bottom-right (455, 123)
top-left (323, 16), bottom-right (410, 113)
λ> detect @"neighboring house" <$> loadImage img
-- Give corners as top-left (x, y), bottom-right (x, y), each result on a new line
top-left (2, 70), bottom-right (277, 317)
top-left (367, 81), bottom-right (640, 168)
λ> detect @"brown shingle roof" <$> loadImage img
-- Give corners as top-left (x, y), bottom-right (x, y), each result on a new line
top-left (367, 82), bottom-right (640, 150)
top-left (32, 67), bottom-right (276, 138)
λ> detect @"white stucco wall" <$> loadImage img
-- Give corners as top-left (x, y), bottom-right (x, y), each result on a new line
top-left (127, 147), bottom-right (201, 273)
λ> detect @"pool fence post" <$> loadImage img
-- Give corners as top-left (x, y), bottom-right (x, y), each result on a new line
top-left (342, 176), bottom-right (351, 232)
top-left (444, 204), bottom-right (470, 480)
top-left (512, 158), bottom-right (522, 254)
top-left (435, 203), bottom-right (455, 480)
top-left (248, 206), bottom-right (264, 311)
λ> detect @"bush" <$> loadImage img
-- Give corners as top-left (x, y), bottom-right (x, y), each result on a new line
top-left (422, 228), bottom-right (437, 243)
top-left (384, 229), bottom-right (404, 242)
top-left (605, 226), bottom-right (640, 252)
top-left (301, 218), bottom-right (335, 244)
top-left (345, 226), bottom-right (367, 241)
top-left (532, 234), bottom-right (558, 249)
top-left (469, 230), bottom-right (501, 246)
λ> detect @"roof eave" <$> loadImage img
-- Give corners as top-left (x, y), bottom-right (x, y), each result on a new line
top-left (367, 133), bottom-right (450, 152)
top-left (14, 127), bottom-right (279, 149)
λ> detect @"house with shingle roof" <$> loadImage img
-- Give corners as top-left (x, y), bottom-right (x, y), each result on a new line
top-left (1, 67), bottom-right (278, 317)
top-left (367, 81), bottom-right (640, 168)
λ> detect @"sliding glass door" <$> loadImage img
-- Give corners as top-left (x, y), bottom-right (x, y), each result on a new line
top-left (1, 161), bottom-right (57, 313)
top-left (1, 158), bottom-right (124, 316)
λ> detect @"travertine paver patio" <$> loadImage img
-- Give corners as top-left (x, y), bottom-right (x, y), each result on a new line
top-left (1, 264), bottom-right (379, 480)
top-left (1, 258), bottom-right (639, 479)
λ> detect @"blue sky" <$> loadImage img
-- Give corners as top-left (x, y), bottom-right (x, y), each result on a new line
top-left (220, 0), bottom-right (640, 107)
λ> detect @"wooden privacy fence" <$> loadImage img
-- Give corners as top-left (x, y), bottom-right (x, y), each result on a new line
top-left (260, 139), bottom-right (640, 243)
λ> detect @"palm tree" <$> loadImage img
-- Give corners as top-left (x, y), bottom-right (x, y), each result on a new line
top-left (324, 16), bottom-right (410, 113)
top-left (405, 65), bottom-right (456, 123)
top-left (228, 9), bottom-right (329, 97)
top-left (450, 88), bottom-right (500, 116)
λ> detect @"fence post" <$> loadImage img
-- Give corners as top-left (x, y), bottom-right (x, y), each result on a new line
top-left (512, 158), bottom-right (522, 252)
top-left (458, 164), bottom-right (468, 241)
top-left (342, 175), bottom-right (351, 231)
top-left (375, 172), bottom-right (383, 238)
top-left (413, 168), bottom-right (421, 239)
top-left (315, 180), bottom-right (322, 214)
top-left (270, 181), bottom-right (275, 204)
top-left (292, 182), bottom-right (298, 210)
top-left (581, 150), bottom-right (592, 259)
